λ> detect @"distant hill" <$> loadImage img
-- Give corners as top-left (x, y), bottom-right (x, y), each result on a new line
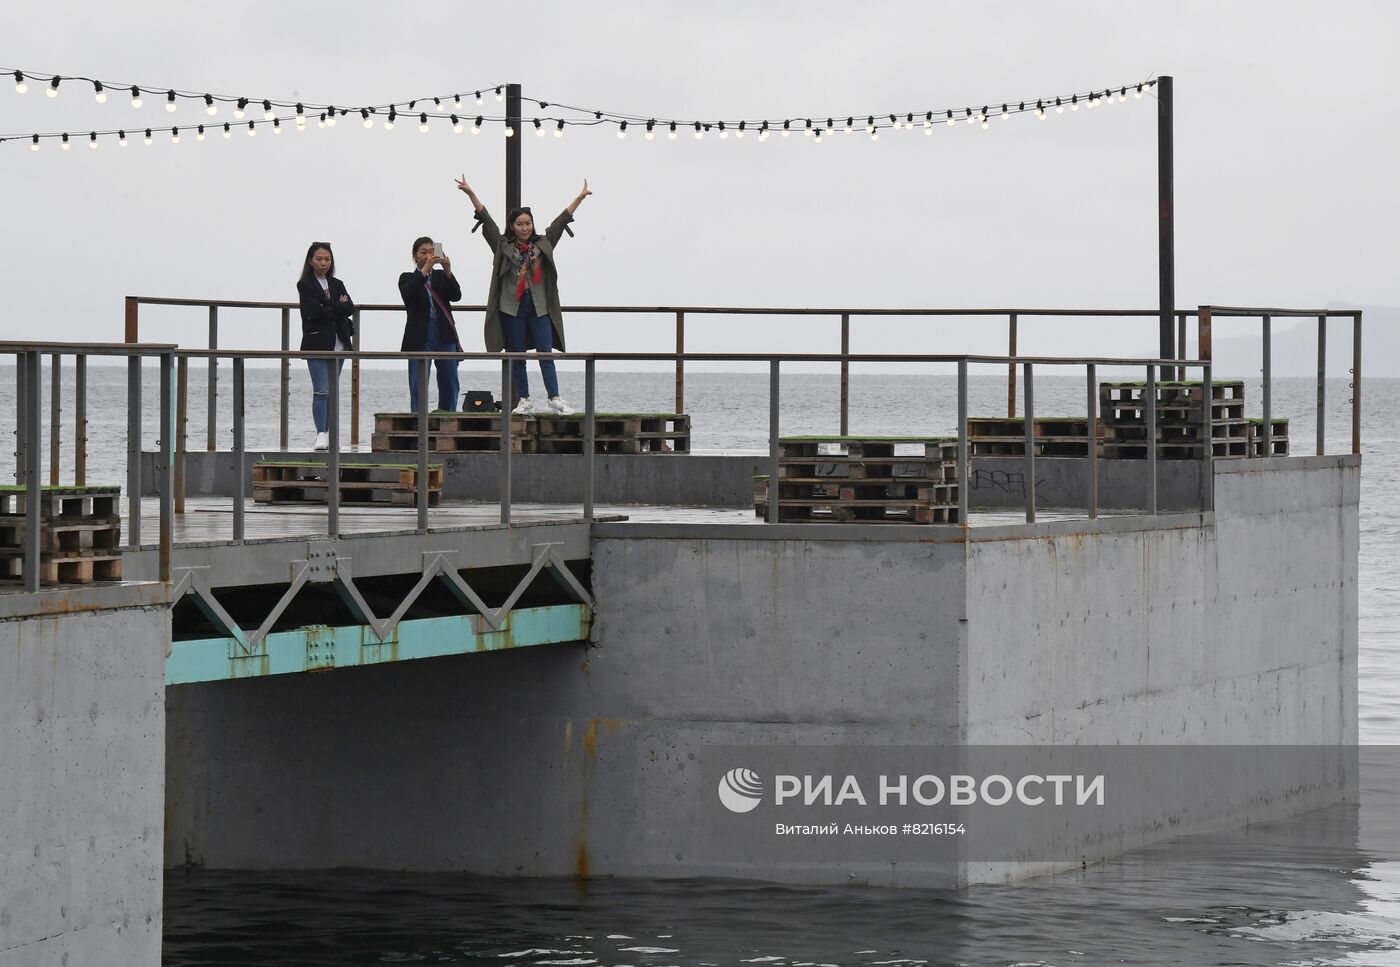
top-left (1209, 304), bottom-right (1397, 378)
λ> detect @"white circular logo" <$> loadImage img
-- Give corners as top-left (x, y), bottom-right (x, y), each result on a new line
top-left (717, 767), bottom-right (764, 813)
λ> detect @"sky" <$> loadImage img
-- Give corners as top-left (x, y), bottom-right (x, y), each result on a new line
top-left (2, 1), bottom-right (1396, 372)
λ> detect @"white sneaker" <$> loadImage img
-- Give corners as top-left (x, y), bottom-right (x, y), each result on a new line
top-left (547, 396), bottom-right (575, 416)
top-left (512, 397), bottom-right (535, 415)
top-left (313, 431), bottom-right (329, 451)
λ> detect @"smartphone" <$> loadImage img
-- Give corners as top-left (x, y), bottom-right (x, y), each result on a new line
top-left (433, 242), bottom-right (444, 258)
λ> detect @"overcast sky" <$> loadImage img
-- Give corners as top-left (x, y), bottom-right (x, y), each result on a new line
top-left (2, 1), bottom-right (1396, 369)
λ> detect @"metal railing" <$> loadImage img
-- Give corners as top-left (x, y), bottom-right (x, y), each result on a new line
top-left (4, 303), bottom-right (1364, 592)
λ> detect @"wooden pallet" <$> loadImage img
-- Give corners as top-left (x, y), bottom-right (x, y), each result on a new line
top-left (1247, 418), bottom-right (1290, 457)
top-left (1099, 380), bottom-right (1246, 406)
top-left (1101, 438), bottom-right (1253, 460)
top-left (533, 413), bottom-right (691, 454)
top-left (0, 485), bottom-right (121, 519)
top-left (754, 498), bottom-right (959, 524)
top-left (0, 550), bottom-right (122, 585)
top-left (252, 462), bottom-right (443, 506)
top-left (1100, 419), bottom-right (1251, 443)
top-left (968, 417), bottom-right (1099, 457)
top-left (0, 517), bottom-right (121, 553)
top-left (371, 412), bottom-right (534, 453)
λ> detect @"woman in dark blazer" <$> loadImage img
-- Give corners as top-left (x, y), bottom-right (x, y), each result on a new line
top-left (398, 236), bottom-right (463, 412)
top-left (296, 242), bottom-right (355, 451)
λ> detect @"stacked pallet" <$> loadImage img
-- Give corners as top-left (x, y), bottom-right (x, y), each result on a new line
top-left (371, 412), bottom-right (534, 454)
top-left (252, 462), bottom-right (443, 506)
top-left (1248, 418), bottom-right (1290, 457)
top-left (1099, 381), bottom-right (1249, 459)
top-left (0, 485), bottom-right (123, 585)
top-left (534, 413), bottom-right (691, 454)
top-left (968, 417), bottom-right (1098, 457)
top-left (754, 436), bottom-right (960, 524)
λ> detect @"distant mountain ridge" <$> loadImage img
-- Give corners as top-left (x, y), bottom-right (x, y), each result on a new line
top-left (1208, 303), bottom-right (1397, 378)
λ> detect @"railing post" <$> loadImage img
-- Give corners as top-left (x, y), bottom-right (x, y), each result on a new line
top-left (1262, 314), bottom-right (1272, 456)
top-left (124, 296), bottom-right (139, 342)
top-left (957, 359), bottom-right (968, 526)
top-left (1352, 313), bottom-right (1362, 456)
top-left (1145, 365), bottom-right (1157, 514)
top-left (126, 355), bottom-right (142, 549)
top-left (1197, 305), bottom-right (1212, 362)
top-left (48, 353), bottom-right (61, 486)
top-left (1176, 312), bottom-right (1188, 381)
top-left (1201, 361), bottom-right (1214, 512)
top-left (175, 356), bottom-right (188, 514)
top-left (767, 359), bottom-right (780, 524)
top-left (500, 357), bottom-right (512, 524)
top-left (326, 353), bottom-right (339, 538)
top-left (584, 358), bottom-right (596, 522)
top-left (1022, 361), bottom-right (1035, 523)
top-left (1087, 362), bottom-right (1098, 519)
top-left (14, 353), bottom-right (25, 485)
top-left (675, 311), bottom-right (685, 414)
top-left (232, 358), bottom-right (245, 541)
top-left (416, 357), bottom-right (429, 534)
top-left (158, 351), bottom-right (174, 582)
top-left (74, 354), bottom-right (87, 486)
top-left (351, 309), bottom-right (362, 448)
top-left (1007, 313), bottom-right (1018, 417)
top-left (279, 307), bottom-right (290, 450)
top-left (207, 306), bottom-right (218, 451)
top-left (839, 312), bottom-right (850, 436)
top-left (1316, 314), bottom-right (1327, 456)
top-left (22, 352), bottom-right (42, 592)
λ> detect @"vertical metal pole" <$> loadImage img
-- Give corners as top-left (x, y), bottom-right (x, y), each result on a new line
top-left (1201, 361), bottom-right (1214, 512)
top-left (1157, 75), bottom-right (1176, 380)
top-left (1197, 305), bottom-right (1212, 362)
top-left (351, 309), bottom-right (362, 448)
top-left (1007, 313), bottom-right (1018, 417)
top-left (74, 354), bottom-right (86, 486)
top-left (14, 353), bottom-right (25, 485)
top-left (124, 296), bottom-right (139, 342)
top-left (584, 358), bottom-right (596, 521)
top-left (839, 312), bottom-right (850, 436)
top-left (767, 360), bottom-right (780, 524)
top-left (158, 351), bottom-right (174, 582)
top-left (1316, 315), bottom-right (1327, 456)
top-left (505, 83), bottom-right (522, 215)
top-left (1145, 365), bottom-right (1157, 514)
top-left (675, 311), bottom-right (685, 415)
top-left (232, 358), bottom-right (245, 541)
top-left (500, 358), bottom-right (512, 524)
top-left (1261, 314), bottom-right (1272, 456)
top-left (416, 358), bottom-right (429, 534)
top-left (1087, 362), bottom-right (1098, 519)
top-left (1352, 313), bottom-right (1362, 456)
top-left (207, 306), bottom-right (218, 451)
top-left (957, 359), bottom-right (968, 526)
top-left (326, 353), bottom-right (339, 538)
top-left (48, 354), bottom-right (60, 486)
top-left (22, 352), bottom-right (41, 592)
top-left (175, 356), bottom-right (188, 514)
top-left (279, 307), bottom-right (290, 450)
top-left (1023, 362), bottom-right (1035, 523)
top-left (1177, 313), bottom-right (1188, 381)
top-left (126, 356), bottom-right (142, 549)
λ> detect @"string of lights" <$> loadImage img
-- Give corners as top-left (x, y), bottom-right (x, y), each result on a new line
top-left (1, 68), bottom-right (1156, 148)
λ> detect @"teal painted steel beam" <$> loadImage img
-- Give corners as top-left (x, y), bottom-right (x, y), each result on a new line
top-left (166, 603), bottom-right (589, 685)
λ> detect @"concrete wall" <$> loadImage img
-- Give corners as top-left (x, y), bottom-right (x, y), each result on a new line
top-left (162, 456), bottom-right (1358, 888)
top-left (0, 585), bottom-right (169, 967)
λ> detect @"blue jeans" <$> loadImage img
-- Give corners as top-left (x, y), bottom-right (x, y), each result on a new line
top-left (306, 357), bottom-right (344, 434)
top-left (502, 299), bottom-right (559, 399)
top-left (408, 324), bottom-right (460, 412)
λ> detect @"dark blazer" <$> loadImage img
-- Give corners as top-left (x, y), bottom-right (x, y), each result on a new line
top-left (398, 268), bottom-right (463, 351)
top-left (297, 275), bottom-right (355, 351)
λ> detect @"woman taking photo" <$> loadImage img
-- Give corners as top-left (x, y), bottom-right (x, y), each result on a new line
top-left (455, 175), bottom-right (591, 415)
top-left (296, 242), bottom-right (355, 451)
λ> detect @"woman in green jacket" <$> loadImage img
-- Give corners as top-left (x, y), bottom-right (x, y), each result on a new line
top-left (455, 174), bottom-right (591, 415)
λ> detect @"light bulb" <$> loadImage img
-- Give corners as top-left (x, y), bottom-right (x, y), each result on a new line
top-left (668, 122), bottom-right (677, 140)
top-left (946, 111), bottom-right (954, 127)
top-left (419, 113), bottom-right (429, 133)
top-left (472, 116), bottom-right (482, 134)
top-left (452, 116), bottom-right (463, 134)
top-left (272, 119), bottom-right (281, 135)
top-left (246, 122), bottom-right (256, 137)
top-left (325, 112), bottom-right (336, 128)
top-left (30, 135), bottom-right (39, 151)
top-left (144, 129), bottom-right (153, 145)
top-left (495, 86), bottom-right (503, 101)
top-left (165, 90), bottom-right (177, 112)
top-left (535, 118), bottom-right (544, 137)
top-left (981, 117), bottom-right (989, 129)
top-left (869, 130), bottom-right (879, 142)
top-left (1134, 84), bottom-right (1143, 99)
top-left (316, 115), bottom-right (325, 129)
top-left (130, 86), bottom-right (143, 108)
top-left (385, 111), bottom-right (395, 130)
top-left (555, 120), bottom-right (565, 138)
top-left (61, 133), bottom-right (70, 149)
top-left (297, 115), bottom-right (307, 130)
top-left (262, 99), bottom-right (274, 120)
top-left (47, 77), bottom-right (60, 98)
top-left (196, 125), bottom-right (206, 141)
top-left (924, 123), bottom-right (932, 136)
top-left (14, 71), bottom-right (27, 94)
top-left (94, 81), bottom-right (106, 103)
top-left (718, 124), bottom-right (727, 139)
top-left (617, 121), bottom-right (627, 139)
top-left (171, 127), bottom-right (180, 144)
top-left (222, 123), bottom-right (231, 140)
top-left (1055, 98), bottom-right (1064, 114)
top-left (88, 133), bottom-right (98, 148)
top-left (694, 122), bottom-right (703, 140)
top-left (645, 121), bottom-right (655, 140)
top-left (474, 91), bottom-right (483, 106)
top-left (119, 131), bottom-right (128, 147)
top-left (736, 122), bottom-right (745, 140)
top-left (1070, 95), bottom-right (1079, 111)
top-left (845, 119), bottom-right (853, 135)
top-left (1000, 104), bottom-right (1009, 120)
top-left (1118, 88), bottom-right (1127, 103)
top-left (453, 95), bottom-right (463, 110)
top-left (504, 125), bottom-right (514, 137)
top-left (205, 95), bottom-right (216, 116)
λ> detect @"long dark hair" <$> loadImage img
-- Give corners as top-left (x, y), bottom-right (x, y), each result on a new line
top-left (507, 207), bottom-right (539, 241)
top-left (299, 242), bottom-right (335, 283)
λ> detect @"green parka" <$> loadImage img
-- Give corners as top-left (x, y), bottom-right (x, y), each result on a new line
top-left (473, 208), bottom-right (573, 353)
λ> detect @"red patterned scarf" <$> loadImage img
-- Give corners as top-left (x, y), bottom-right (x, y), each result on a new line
top-left (514, 242), bottom-right (542, 299)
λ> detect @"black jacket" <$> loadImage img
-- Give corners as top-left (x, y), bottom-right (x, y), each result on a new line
top-left (398, 268), bottom-right (463, 351)
top-left (297, 275), bottom-right (355, 351)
